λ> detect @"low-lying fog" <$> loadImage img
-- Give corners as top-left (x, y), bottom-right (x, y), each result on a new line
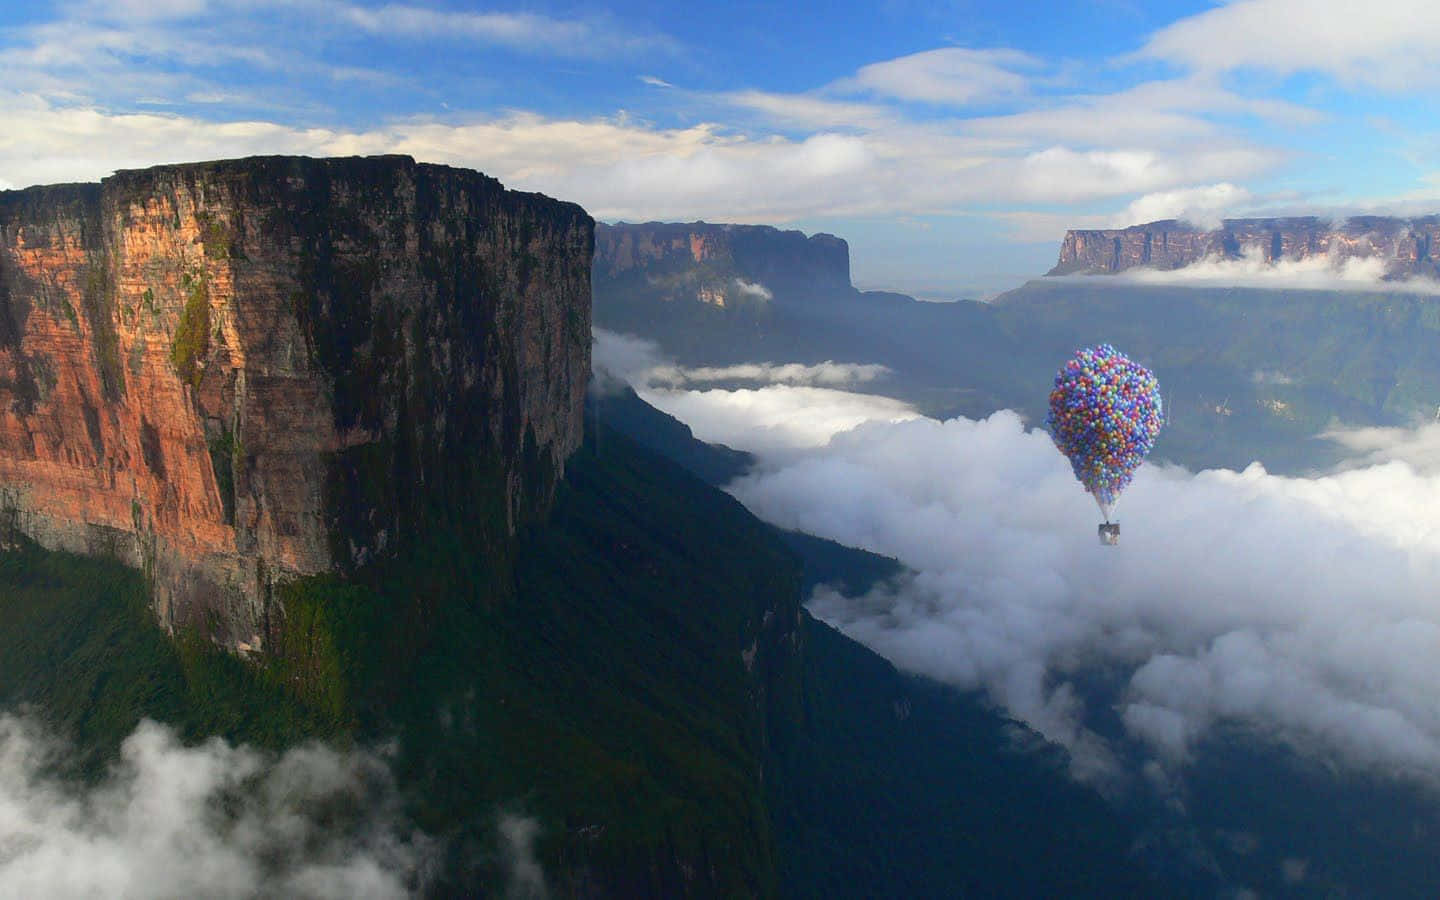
top-left (596, 327), bottom-right (1440, 788)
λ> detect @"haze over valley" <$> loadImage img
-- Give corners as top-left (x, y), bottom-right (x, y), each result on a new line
top-left (6, 1), bottom-right (1440, 897)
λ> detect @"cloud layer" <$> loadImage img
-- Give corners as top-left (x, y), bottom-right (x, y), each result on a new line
top-left (600, 337), bottom-right (1440, 789)
top-left (1100, 248), bottom-right (1440, 294)
top-left (592, 329), bottom-right (916, 456)
top-left (1140, 0), bottom-right (1440, 90)
top-left (0, 717), bottom-right (432, 898)
top-left (727, 411), bottom-right (1440, 784)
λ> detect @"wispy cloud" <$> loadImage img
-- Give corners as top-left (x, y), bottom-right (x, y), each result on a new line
top-left (1118, 182), bottom-right (1254, 228)
top-left (722, 90), bottom-right (894, 129)
top-left (497, 813), bottom-right (547, 898)
top-left (835, 47), bottom-right (1040, 106)
top-left (1138, 0), bottom-right (1440, 90)
top-left (731, 279), bottom-right (773, 301)
top-left (591, 329), bottom-right (915, 455)
top-left (0, 716), bottom-right (432, 896)
top-left (1090, 246), bottom-right (1440, 294)
top-left (331, 2), bottom-right (679, 59)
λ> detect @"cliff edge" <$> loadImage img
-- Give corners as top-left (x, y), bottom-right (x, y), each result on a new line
top-left (1049, 216), bottom-right (1440, 277)
top-left (0, 155), bottom-right (593, 650)
top-left (595, 221), bottom-right (851, 305)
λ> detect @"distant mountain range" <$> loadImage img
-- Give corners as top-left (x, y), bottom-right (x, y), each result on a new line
top-left (590, 219), bottom-right (1440, 898)
top-left (593, 221), bottom-right (1440, 475)
top-left (1049, 216), bottom-right (1440, 277)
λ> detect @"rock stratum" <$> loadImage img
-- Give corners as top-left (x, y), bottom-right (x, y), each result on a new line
top-left (0, 156), bottom-right (592, 650)
top-left (595, 221), bottom-right (851, 305)
top-left (1049, 216), bottom-right (1440, 277)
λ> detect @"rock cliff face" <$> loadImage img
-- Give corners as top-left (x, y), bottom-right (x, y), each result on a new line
top-left (0, 156), bottom-right (592, 650)
top-left (595, 222), bottom-right (851, 302)
top-left (1049, 216), bottom-right (1440, 277)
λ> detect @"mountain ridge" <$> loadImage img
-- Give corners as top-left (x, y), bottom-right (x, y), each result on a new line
top-left (1049, 215), bottom-right (1440, 276)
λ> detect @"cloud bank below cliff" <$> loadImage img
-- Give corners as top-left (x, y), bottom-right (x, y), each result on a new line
top-left (1051, 247), bottom-right (1440, 295)
top-left (0, 717), bottom-right (433, 898)
top-left (592, 328), bottom-right (917, 455)
top-left (598, 331), bottom-right (1440, 788)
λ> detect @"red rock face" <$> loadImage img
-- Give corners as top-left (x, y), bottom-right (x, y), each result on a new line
top-left (0, 156), bottom-right (593, 651)
top-left (1049, 216), bottom-right (1440, 277)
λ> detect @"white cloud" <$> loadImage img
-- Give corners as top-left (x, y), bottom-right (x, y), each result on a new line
top-left (593, 334), bottom-right (1440, 787)
top-left (1324, 424), bottom-right (1440, 474)
top-left (638, 75), bottom-right (673, 88)
top-left (838, 47), bottom-right (1038, 105)
top-left (332, 2), bottom-right (677, 59)
top-left (650, 386), bottom-right (918, 456)
top-left (1084, 245), bottom-right (1440, 293)
top-left (996, 183), bottom-right (1259, 242)
top-left (0, 716), bottom-right (432, 897)
top-left (1119, 182), bottom-right (1253, 229)
top-left (1011, 145), bottom-right (1277, 204)
top-left (60, 0), bottom-right (211, 23)
top-left (711, 408), bottom-right (1440, 785)
top-left (671, 361), bottom-right (891, 386)
top-left (593, 329), bottom-right (890, 389)
top-left (1139, 0), bottom-right (1440, 90)
top-left (497, 814), bottom-right (546, 898)
top-left (591, 329), bottom-right (915, 455)
top-left (731, 279), bottom-right (773, 301)
top-left (722, 90), bottom-right (893, 129)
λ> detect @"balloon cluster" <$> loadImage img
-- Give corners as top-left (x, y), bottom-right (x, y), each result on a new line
top-left (1046, 344), bottom-right (1163, 508)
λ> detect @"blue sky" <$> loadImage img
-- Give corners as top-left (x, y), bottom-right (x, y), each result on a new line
top-left (2, 0), bottom-right (1438, 296)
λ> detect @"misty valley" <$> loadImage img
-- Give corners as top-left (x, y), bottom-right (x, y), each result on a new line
top-left (0, 158), bottom-right (1438, 897)
top-left (4, 4), bottom-right (1440, 895)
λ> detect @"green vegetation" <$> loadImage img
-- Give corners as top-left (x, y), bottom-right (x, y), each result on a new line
top-left (0, 428), bottom-right (797, 893)
top-left (0, 539), bottom-right (332, 773)
top-left (206, 427), bottom-right (237, 524)
top-left (58, 296), bottom-right (79, 329)
top-left (170, 274), bottom-right (210, 386)
top-left (82, 262), bottom-right (125, 401)
top-left (202, 220), bottom-right (231, 259)
top-left (127, 333), bottom-right (145, 377)
top-left (0, 418), bottom-right (1161, 894)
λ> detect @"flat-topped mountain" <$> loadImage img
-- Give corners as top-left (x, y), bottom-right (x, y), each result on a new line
top-left (0, 155), bottom-right (593, 649)
top-left (1049, 216), bottom-right (1440, 277)
top-left (595, 221), bottom-right (852, 304)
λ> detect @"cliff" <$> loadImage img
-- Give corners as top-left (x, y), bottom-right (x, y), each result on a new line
top-left (1049, 215), bottom-right (1440, 277)
top-left (0, 155), bottom-right (592, 650)
top-left (595, 221), bottom-right (851, 305)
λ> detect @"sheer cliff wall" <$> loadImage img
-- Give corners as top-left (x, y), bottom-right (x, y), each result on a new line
top-left (1051, 216), bottom-right (1440, 277)
top-left (0, 156), bottom-right (592, 649)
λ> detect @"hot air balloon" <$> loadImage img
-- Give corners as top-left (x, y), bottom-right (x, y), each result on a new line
top-left (1045, 344), bottom-right (1163, 546)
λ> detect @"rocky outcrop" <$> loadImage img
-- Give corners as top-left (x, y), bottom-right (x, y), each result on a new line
top-left (0, 156), bottom-right (592, 650)
top-left (1049, 216), bottom-right (1440, 277)
top-left (595, 222), bottom-right (851, 302)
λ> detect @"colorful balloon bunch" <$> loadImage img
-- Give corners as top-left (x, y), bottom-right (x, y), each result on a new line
top-left (1046, 344), bottom-right (1163, 511)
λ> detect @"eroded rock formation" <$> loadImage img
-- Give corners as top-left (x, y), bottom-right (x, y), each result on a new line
top-left (595, 222), bottom-right (851, 302)
top-left (0, 156), bottom-right (592, 649)
top-left (1050, 216), bottom-right (1440, 277)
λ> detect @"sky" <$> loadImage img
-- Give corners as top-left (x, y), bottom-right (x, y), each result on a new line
top-left (3, 0), bottom-right (1440, 298)
top-left (595, 328), bottom-right (1440, 794)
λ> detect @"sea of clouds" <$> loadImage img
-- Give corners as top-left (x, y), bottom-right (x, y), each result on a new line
top-left (596, 328), bottom-right (1440, 789)
top-left (1074, 245), bottom-right (1440, 295)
